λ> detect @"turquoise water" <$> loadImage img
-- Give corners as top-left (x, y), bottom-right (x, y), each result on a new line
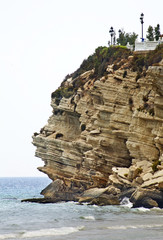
top-left (0, 177), bottom-right (163, 240)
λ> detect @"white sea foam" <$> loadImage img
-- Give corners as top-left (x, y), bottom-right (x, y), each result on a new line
top-left (0, 226), bottom-right (84, 239)
top-left (0, 233), bottom-right (18, 240)
top-left (136, 207), bottom-right (150, 212)
top-left (152, 207), bottom-right (163, 212)
top-left (120, 197), bottom-right (133, 208)
top-left (82, 215), bottom-right (95, 220)
top-left (107, 224), bottom-right (163, 230)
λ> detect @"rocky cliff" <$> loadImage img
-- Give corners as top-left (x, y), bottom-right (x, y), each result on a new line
top-left (31, 45), bottom-right (163, 208)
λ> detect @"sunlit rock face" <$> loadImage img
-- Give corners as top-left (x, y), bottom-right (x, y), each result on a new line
top-left (32, 55), bottom-right (163, 207)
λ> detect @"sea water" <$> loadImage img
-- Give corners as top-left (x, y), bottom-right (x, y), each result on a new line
top-left (0, 177), bottom-right (163, 240)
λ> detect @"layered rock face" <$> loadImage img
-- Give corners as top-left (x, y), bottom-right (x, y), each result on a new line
top-left (32, 55), bottom-right (163, 208)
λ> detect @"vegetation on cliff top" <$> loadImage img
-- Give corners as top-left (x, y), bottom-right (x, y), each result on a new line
top-left (67, 45), bottom-right (131, 80)
top-left (146, 24), bottom-right (161, 41)
top-left (51, 44), bottom-right (163, 104)
top-left (116, 30), bottom-right (138, 47)
top-left (51, 46), bottom-right (131, 104)
top-left (131, 43), bottom-right (163, 73)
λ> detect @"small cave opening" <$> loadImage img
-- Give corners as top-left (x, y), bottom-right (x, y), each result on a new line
top-left (56, 133), bottom-right (63, 139)
top-left (54, 110), bottom-right (59, 115)
top-left (81, 124), bottom-right (86, 132)
top-left (33, 132), bottom-right (39, 136)
top-left (53, 109), bottom-right (64, 116)
top-left (128, 97), bottom-right (133, 105)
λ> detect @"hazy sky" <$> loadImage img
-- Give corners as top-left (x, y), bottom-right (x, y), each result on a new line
top-left (0, 0), bottom-right (162, 177)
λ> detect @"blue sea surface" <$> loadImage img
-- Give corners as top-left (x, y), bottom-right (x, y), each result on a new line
top-left (0, 177), bottom-right (163, 240)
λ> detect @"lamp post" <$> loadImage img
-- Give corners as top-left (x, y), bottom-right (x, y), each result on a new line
top-left (140, 13), bottom-right (144, 42)
top-left (109, 27), bottom-right (114, 45)
top-left (113, 31), bottom-right (116, 45)
top-left (118, 29), bottom-right (122, 37)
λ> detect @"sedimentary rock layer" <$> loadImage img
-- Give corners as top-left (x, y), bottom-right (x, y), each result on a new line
top-left (32, 55), bottom-right (163, 207)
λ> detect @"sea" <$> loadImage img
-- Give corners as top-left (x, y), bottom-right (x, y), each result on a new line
top-left (0, 177), bottom-right (163, 240)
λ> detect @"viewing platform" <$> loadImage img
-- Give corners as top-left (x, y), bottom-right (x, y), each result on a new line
top-left (134, 37), bottom-right (163, 51)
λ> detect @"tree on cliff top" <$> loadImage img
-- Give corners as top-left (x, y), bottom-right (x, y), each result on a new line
top-left (116, 30), bottom-right (138, 46)
top-left (146, 25), bottom-right (154, 41)
top-left (146, 24), bottom-right (161, 41)
top-left (155, 24), bottom-right (161, 41)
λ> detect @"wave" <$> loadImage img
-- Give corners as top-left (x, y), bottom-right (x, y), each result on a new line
top-left (0, 234), bottom-right (17, 240)
top-left (107, 224), bottom-right (163, 230)
top-left (120, 198), bottom-right (163, 212)
top-left (80, 215), bottom-right (95, 220)
top-left (136, 207), bottom-right (150, 212)
top-left (120, 197), bottom-right (133, 208)
top-left (0, 226), bottom-right (84, 239)
top-left (151, 207), bottom-right (163, 212)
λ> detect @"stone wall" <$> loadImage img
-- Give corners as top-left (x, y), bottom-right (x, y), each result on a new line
top-left (135, 40), bottom-right (163, 51)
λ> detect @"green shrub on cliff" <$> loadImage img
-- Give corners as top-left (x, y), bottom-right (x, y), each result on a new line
top-left (70, 46), bottom-right (131, 80)
top-left (146, 43), bottom-right (163, 66)
top-left (152, 160), bottom-right (161, 173)
top-left (131, 43), bottom-right (163, 72)
top-left (51, 87), bottom-right (74, 105)
top-left (51, 46), bottom-right (132, 105)
top-left (52, 43), bottom-right (163, 105)
top-left (71, 43), bottom-right (163, 81)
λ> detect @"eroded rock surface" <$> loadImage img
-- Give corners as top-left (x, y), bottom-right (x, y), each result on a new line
top-left (31, 53), bottom-right (163, 208)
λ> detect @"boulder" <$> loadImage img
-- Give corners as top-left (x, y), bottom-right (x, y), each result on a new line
top-left (130, 188), bottom-right (163, 208)
top-left (78, 186), bottom-right (120, 206)
top-left (41, 179), bottom-right (66, 198)
top-left (78, 187), bottom-right (109, 203)
top-left (112, 167), bottom-right (129, 179)
top-left (142, 176), bottom-right (163, 188)
top-left (40, 179), bottom-right (82, 202)
top-left (141, 198), bottom-right (158, 208)
top-left (89, 193), bottom-right (120, 206)
top-left (119, 188), bottom-right (136, 200)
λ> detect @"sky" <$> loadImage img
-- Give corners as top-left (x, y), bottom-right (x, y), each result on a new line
top-left (0, 0), bottom-right (162, 177)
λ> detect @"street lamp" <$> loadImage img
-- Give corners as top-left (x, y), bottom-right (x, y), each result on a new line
top-left (113, 31), bottom-right (116, 45)
top-left (140, 13), bottom-right (144, 42)
top-left (109, 27), bottom-right (114, 45)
